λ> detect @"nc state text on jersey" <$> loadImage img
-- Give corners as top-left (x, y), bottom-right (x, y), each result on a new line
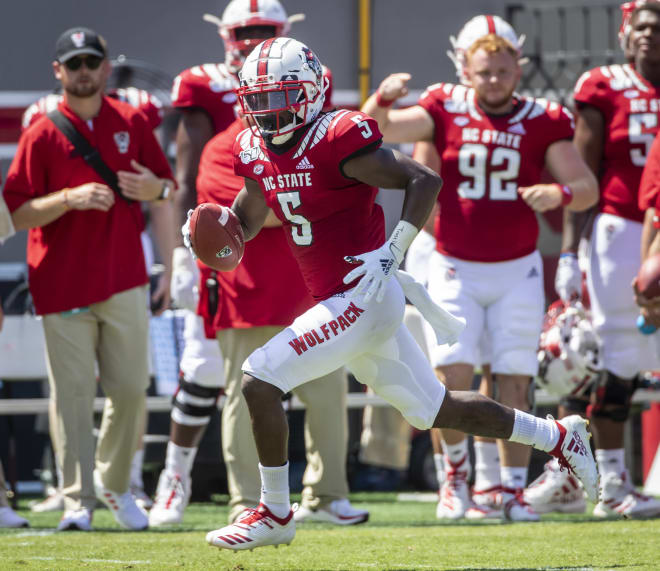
top-left (629, 98), bottom-right (660, 112)
top-left (263, 172), bottom-right (313, 191)
top-left (461, 128), bottom-right (522, 149)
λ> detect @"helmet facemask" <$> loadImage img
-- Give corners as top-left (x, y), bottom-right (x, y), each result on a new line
top-left (238, 77), bottom-right (320, 142)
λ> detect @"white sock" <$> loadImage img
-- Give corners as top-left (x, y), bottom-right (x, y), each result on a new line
top-left (433, 453), bottom-right (444, 489)
top-left (130, 449), bottom-right (144, 489)
top-left (165, 442), bottom-right (197, 476)
top-left (259, 462), bottom-right (290, 518)
top-left (501, 466), bottom-right (528, 491)
top-left (509, 409), bottom-right (559, 452)
top-left (474, 441), bottom-right (501, 491)
top-left (595, 448), bottom-right (625, 478)
top-left (442, 439), bottom-right (469, 465)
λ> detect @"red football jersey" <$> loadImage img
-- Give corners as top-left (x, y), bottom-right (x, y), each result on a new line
top-left (4, 97), bottom-right (173, 315)
top-left (574, 63), bottom-right (660, 223)
top-left (639, 130), bottom-right (660, 211)
top-left (418, 83), bottom-right (574, 262)
top-left (22, 88), bottom-right (164, 132)
top-left (233, 110), bottom-right (385, 301)
top-left (171, 62), bottom-right (239, 134)
top-left (196, 118), bottom-right (314, 334)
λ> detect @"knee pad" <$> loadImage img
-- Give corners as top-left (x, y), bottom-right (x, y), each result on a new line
top-left (171, 376), bottom-right (223, 427)
top-left (559, 395), bottom-right (589, 415)
top-left (587, 371), bottom-right (635, 422)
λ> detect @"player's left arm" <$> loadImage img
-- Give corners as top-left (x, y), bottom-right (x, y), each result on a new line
top-left (344, 146), bottom-right (442, 231)
top-left (411, 141), bottom-right (440, 235)
top-left (518, 140), bottom-right (599, 213)
top-left (231, 177), bottom-right (271, 241)
top-left (341, 147), bottom-right (442, 302)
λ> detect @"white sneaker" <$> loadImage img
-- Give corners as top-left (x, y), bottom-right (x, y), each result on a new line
top-left (436, 456), bottom-right (471, 520)
top-left (466, 486), bottom-right (503, 519)
top-left (524, 460), bottom-right (586, 514)
top-left (206, 503), bottom-right (296, 551)
top-left (0, 506), bottom-right (29, 528)
top-left (56, 508), bottom-right (92, 531)
top-left (94, 470), bottom-right (148, 530)
top-left (131, 485), bottom-right (153, 511)
top-left (294, 498), bottom-right (369, 525)
top-left (30, 488), bottom-right (64, 513)
top-left (149, 471), bottom-right (191, 527)
top-left (548, 415), bottom-right (599, 503)
top-left (499, 488), bottom-right (540, 522)
top-left (594, 471), bottom-right (660, 519)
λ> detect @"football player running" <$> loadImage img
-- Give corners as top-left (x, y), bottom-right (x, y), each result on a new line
top-left (202, 37), bottom-right (598, 551)
top-left (534, 0), bottom-right (660, 518)
top-left (362, 23), bottom-right (598, 522)
top-left (151, 0), bottom-right (364, 528)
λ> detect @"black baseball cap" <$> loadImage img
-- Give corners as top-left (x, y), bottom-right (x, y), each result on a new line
top-left (55, 27), bottom-right (107, 62)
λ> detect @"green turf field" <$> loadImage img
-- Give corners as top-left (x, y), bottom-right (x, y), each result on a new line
top-left (1, 493), bottom-right (658, 570)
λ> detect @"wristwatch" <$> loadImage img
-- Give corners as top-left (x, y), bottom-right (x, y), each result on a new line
top-left (158, 180), bottom-right (173, 201)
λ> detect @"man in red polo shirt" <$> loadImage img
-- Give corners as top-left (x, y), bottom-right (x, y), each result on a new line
top-left (4, 27), bottom-right (175, 531)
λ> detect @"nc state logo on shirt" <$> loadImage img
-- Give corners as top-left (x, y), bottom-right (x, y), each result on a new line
top-left (113, 131), bottom-right (130, 154)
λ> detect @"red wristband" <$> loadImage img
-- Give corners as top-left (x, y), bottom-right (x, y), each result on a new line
top-left (558, 184), bottom-right (573, 206)
top-left (653, 214), bottom-right (660, 229)
top-left (376, 91), bottom-right (395, 108)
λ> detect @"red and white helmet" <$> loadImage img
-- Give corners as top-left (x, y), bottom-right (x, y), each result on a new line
top-left (619, 1), bottom-right (660, 51)
top-left (237, 37), bottom-right (325, 142)
top-left (536, 301), bottom-right (602, 397)
top-left (203, 0), bottom-right (305, 72)
top-left (448, 14), bottom-right (525, 84)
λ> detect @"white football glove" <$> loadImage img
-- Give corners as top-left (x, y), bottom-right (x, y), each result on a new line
top-left (181, 209), bottom-right (196, 259)
top-left (555, 253), bottom-right (582, 303)
top-left (170, 246), bottom-right (199, 311)
top-left (343, 220), bottom-right (418, 303)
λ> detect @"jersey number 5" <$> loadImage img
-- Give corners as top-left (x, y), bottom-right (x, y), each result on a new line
top-left (458, 144), bottom-right (521, 200)
top-left (629, 113), bottom-right (657, 167)
top-left (277, 191), bottom-right (312, 246)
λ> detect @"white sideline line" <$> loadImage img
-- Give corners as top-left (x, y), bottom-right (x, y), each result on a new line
top-left (19, 556), bottom-right (152, 565)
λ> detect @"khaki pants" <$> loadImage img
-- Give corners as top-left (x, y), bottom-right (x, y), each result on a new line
top-left (217, 326), bottom-right (348, 522)
top-left (42, 286), bottom-right (149, 512)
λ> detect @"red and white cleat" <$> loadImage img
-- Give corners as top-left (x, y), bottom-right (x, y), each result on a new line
top-left (466, 486), bottom-right (503, 519)
top-left (436, 455), bottom-right (471, 520)
top-left (293, 498), bottom-right (369, 525)
top-left (149, 471), bottom-right (191, 527)
top-left (499, 487), bottom-right (540, 522)
top-left (548, 415), bottom-right (599, 503)
top-left (524, 459), bottom-right (586, 514)
top-left (206, 503), bottom-right (296, 551)
top-left (594, 471), bottom-right (660, 519)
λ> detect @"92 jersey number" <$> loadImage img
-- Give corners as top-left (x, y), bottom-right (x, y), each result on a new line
top-left (457, 144), bottom-right (521, 200)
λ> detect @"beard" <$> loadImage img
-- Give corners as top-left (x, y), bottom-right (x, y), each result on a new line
top-left (63, 76), bottom-right (103, 98)
top-left (476, 86), bottom-right (516, 111)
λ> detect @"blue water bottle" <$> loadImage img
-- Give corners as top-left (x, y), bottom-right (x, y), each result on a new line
top-left (637, 314), bottom-right (658, 335)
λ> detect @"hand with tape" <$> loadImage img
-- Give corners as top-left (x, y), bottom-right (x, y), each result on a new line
top-left (555, 252), bottom-right (582, 303)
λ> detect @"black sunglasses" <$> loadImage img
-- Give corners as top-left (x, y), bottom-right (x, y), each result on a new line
top-left (63, 55), bottom-right (103, 71)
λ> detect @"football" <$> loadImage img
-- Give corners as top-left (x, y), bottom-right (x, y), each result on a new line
top-left (188, 203), bottom-right (245, 272)
top-left (637, 252), bottom-right (660, 299)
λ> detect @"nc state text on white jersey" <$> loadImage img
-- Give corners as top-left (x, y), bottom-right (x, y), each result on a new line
top-left (263, 172), bottom-right (313, 191)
